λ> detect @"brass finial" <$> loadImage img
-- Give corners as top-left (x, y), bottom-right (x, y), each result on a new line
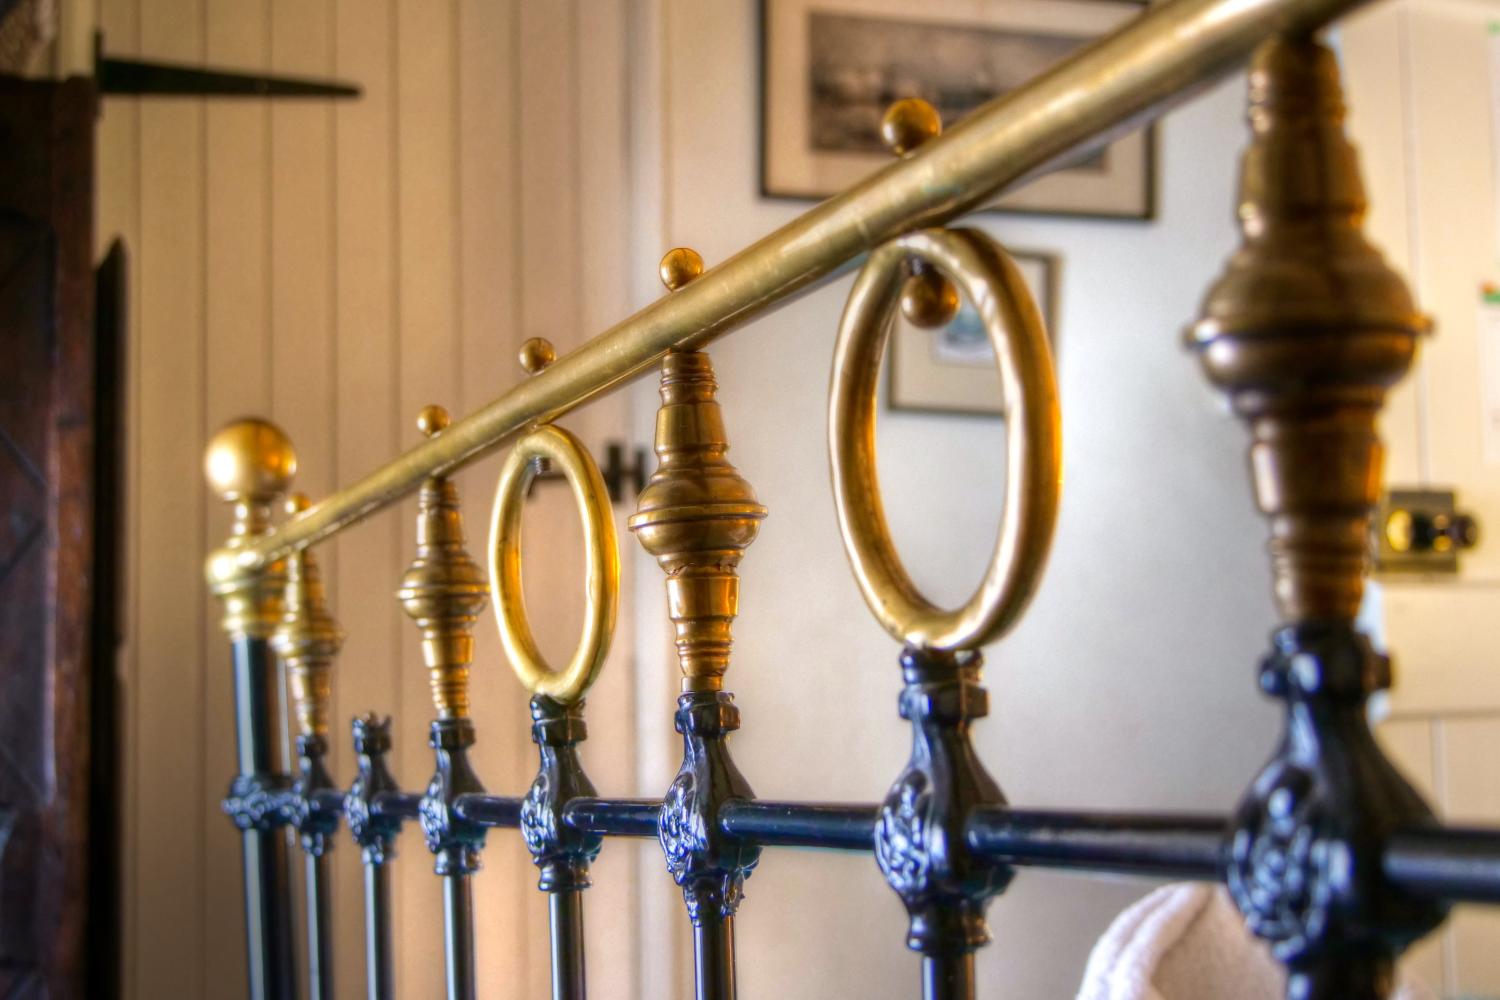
top-left (205, 418), bottom-right (297, 639)
top-left (398, 405), bottom-right (488, 718)
top-left (629, 351), bottom-right (767, 692)
top-left (1190, 37), bottom-right (1427, 623)
top-left (272, 494), bottom-right (345, 738)
top-left (659, 247), bottom-right (704, 292)
top-left (880, 97), bottom-right (941, 158)
top-left (416, 404), bottom-right (451, 439)
top-left (518, 337), bottom-right (557, 375)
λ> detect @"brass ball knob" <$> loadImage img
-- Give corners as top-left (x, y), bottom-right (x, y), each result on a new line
top-left (417, 404), bottom-right (451, 439)
top-left (900, 268), bottom-right (960, 329)
top-left (659, 247), bottom-right (704, 291)
top-left (285, 493), bottom-right (311, 516)
top-left (205, 418), bottom-right (297, 502)
top-left (518, 336), bottom-right (557, 375)
top-left (880, 98), bottom-right (942, 158)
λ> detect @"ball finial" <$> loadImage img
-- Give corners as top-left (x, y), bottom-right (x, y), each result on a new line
top-left (880, 98), bottom-right (942, 158)
top-left (659, 247), bottom-right (704, 292)
top-left (205, 418), bottom-right (297, 503)
top-left (900, 267), bottom-right (961, 329)
top-left (518, 337), bottom-right (557, 375)
top-left (417, 404), bottom-right (451, 439)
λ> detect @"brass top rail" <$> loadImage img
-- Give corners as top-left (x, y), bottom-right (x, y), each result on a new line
top-left (231, 0), bottom-right (1370, 572)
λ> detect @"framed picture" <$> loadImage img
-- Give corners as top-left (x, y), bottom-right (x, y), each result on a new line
top-left (889, 250), bottom-right (1057, 416)
top-left (760, 0), bottom-right (1154, 220)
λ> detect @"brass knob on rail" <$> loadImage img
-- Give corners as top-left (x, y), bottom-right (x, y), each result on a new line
top-left (398, 405), bottom-right (488, 720)
top-left (273, 494), bottom-right (345, 739)
top-left (205, 418), bottom-right (298, 639)
top-left (630, 249), bottom-right (767, 693)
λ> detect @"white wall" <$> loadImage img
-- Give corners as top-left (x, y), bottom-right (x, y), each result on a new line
top-left (629, 3), bottom-right (1280, 997)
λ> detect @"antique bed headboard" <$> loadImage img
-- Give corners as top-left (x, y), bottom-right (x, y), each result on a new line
top-left (199, 1), bottom-right (1500, 998)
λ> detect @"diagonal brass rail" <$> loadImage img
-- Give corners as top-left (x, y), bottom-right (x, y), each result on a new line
top-left (229, 0), bottom-right (1373, 572)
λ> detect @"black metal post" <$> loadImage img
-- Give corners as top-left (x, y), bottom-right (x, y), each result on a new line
top-left (521, 696), bottom-right (605, 1000)
top-left (875, 647), bottom-right (1011, 1000)
top-left (549, 889), bottom-right (588, 1000)
top-left (346, 715), bottom-right (406, 1000)
top-left (922, 953), bottom-right (974, 1000)
top-left (692, 913), bottom-right (737, 1000)
top-left (305, 851), bottom-right (333, 1000)
top-left (660, 691), bottom-right (760, 1000)
top-left (443, 873), bottom-right (477, 1000)
top-left (223, 635), bottom-right (297, 1000)
top-left (420, 717), bottom-right (487, 1000)
top-left (287, 733), bottom-right (341, 1000)
top-left (363, 862), bottom-right (394, 1000)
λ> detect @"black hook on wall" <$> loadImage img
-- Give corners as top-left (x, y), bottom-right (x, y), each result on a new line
top-left (526, 441), bottom-right (648, 506)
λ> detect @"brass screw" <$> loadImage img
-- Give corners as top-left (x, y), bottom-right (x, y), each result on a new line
top-left (417, 404), bottom-right (451, 439)
top-left (659, 247), bottom-right (704, 292)
top-left (518, 336), bottom-right (557, 375)
top-left (286, 492), bottom-right (311, 516)
top-left (880, 97), bottom-right (942, 158)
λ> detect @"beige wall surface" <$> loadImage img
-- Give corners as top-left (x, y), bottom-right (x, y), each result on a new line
top-left (97, 1), bottom-right (642, 997)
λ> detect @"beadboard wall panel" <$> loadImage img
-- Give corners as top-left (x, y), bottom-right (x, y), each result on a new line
top-left (96, 1), bottom-right (639, 996)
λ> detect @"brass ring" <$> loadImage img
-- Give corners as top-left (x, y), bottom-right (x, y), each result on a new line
top-left (828, 228), bottom-right (1061, 651)
top-left (489, 425), bottom-right (619, 703)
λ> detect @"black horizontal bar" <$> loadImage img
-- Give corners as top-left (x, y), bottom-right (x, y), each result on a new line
top-left (371, 792), bottom-right (422, 820)
top-left (1386, 827), bottom-right (1500, 904)
top-left (98, 55), bottom-right (361, 98)
top-left (966, 807), bottom-right (1228, 880)
top-left (454, 794), bottom-right (523, 828)
top-left (719, 801), bottom-right (878, 851)
top-left (563, 798), bottom-right (660, 838)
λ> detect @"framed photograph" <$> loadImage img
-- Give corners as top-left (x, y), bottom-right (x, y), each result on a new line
top-left (889, 249), bottom-right (1057, 416)
top-left (761, 0), bottom-right (1154, 220)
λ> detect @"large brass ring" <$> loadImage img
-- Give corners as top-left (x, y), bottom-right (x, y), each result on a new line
top-left (829, 228), bottom-right (1061, 651)
top-left (489, 425), bottom-right (619, 703)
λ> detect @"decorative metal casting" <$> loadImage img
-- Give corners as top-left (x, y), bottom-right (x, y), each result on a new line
top-left (199, 6), bottom-right (1500, 1000)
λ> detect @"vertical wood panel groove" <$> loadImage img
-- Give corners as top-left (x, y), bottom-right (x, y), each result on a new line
top-left (105, 3), bottom-right (639, 994)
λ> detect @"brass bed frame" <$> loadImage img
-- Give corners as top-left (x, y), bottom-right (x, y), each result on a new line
top-left (200, 1), bottom-right (1500, 997)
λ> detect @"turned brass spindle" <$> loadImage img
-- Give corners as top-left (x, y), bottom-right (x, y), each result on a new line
top-left (630, 249), bottom-right (768, 693)
top-left (272, 495), bottom-right (346, 739)
top-left (1190, 36), bottom-right (1428, 623)
top-left (398, 405), bottom-right (489, 719)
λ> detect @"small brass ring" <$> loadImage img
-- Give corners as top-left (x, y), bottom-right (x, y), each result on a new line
top-left (829, 228), bottom-right (1061, 651)
top-left (489, 425), bottom-right (619, 703)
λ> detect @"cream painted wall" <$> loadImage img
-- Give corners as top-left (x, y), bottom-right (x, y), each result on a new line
top-left (96, 1), bottom-right (643, 997)
top-left (628, 3), bottom-right (1281, 997)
